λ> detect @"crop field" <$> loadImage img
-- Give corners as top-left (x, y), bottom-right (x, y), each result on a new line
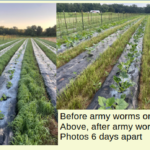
top-left (0, 37), bottom-right (57, 145)
top-left (56, 14), bottom-right (149, 110)
top-left (57, 12), bottom-right (139, 38)
top-left (0, 35), bottom-right (19, 44)
top-left (40, 37), bottom-right (56, 43)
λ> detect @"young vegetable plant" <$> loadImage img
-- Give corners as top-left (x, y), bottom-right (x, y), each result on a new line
top-left (85, 43), bottom-right (99, 56)
top-left (8, 69), bottom-right (15, 80)
top-left (98, 96), bottom-right (128, 110)
top-left (93, 81), bottom-right (102, 91)
top-left (0, 94), bottom-right (7, 101)
top-left (6, 81), bottom-right (13, 89)
top-left (0, 111), bottom-right (4, 120)
top-left (110, 76), bottom-right (135, 93)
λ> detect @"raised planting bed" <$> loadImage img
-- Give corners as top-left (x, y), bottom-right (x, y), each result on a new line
top-left (0, 39), bottom-right (28, 145)
top-left (0, 40), bottom-right (25, 75)
top-left (0, 39), bottom-right (23, 57)
top-left (57, 16), bottom-right (141, 54)
top-left (0, 39), bottom-right (18, 48)
top-left (35, 38), bottom-right (56, 54)
top-left (11, 39), bottom-right (57, 145)
top-left (31, 39), bottom-right (56, 106)
top-left (88, 19), bottom-right (146, 109)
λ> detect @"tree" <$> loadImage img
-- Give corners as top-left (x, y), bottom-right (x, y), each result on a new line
top-left (108, 7), bottom-right (115, 12)
top-left (37, 26), bottom-right (43, 36)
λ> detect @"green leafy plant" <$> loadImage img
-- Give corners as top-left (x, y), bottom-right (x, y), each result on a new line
top-left (6, 81), bottom-right (13, 89)
top-left (0, 111), bottom-right (4, 120)
top-left (0, 94), bottom-right (7, 101)
top-left (104, 71), bottom-right (109, 77)
top-left (110, 76), bottom-right (135, 93)
top-left (93, 81), bottom-right (102, 91)
top-left (85, 43), bottom-right (98, 55)
top-left (56, 42), bottom-right (61, 49)
top-left (98, 96), bottom-right (128, 109)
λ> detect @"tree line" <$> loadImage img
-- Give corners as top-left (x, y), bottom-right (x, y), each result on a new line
top-left (57, 3), bottom-right (150, 13)
top-left (0, 25), bottom-right (56, 37)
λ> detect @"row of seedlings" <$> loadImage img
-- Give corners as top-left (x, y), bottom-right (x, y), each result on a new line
top-left (57, 16), bottom-right (140, 54)
top-left (88, 18), bottom-right (146, 109)
top-left (0, 39), bottom-right (23, 57)
top-left (11, 39), bottom-right (57, 145)
top-left (35, 38), bottom-right (56, 54)
top-left (0, 39), bottom-right (19, 48)
top-left (0, 39), bottom-right (28, 145)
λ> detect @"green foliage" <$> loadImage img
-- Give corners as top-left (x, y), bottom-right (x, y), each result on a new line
top-left (11, 39), bottom-right (56, 145)
top-left (0, 40), bottom-right (24, 75)
top-left (0, 94), bottom-right (7, 101)
top-left (0, 111), bottom-right (4, 119)
top-left (98, 96), bottom-right (128, 109)
top-left (6, 81), bottom-right (13, 89)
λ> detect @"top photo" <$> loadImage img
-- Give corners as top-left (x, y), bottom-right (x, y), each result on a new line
top-left (56, 3), bottom-right (150, 110)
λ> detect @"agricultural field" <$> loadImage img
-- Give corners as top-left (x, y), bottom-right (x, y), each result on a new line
top-left (57, 11), bottom-right (139, 38)
top-left (40, 37), bottom-right (56, 43)
top-left (0, 37), bottom-right (57, 145)
top-left (57, 14), bottom-right (149, 110)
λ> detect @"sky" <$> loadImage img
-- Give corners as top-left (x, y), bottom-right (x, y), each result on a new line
top-left (100, 3), bottom-right (149, 7)
top-left (0, 3), bottom-right (56, 30)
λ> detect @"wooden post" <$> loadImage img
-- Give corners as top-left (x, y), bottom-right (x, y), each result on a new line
top-left (88, 11), bottom-right (90, 25)
top-left (63, 10), bottom-right (68, 35)
top-left (81, 10), bottom-right (84, 30)
top-left (101, 11), bottom-right (102, 24)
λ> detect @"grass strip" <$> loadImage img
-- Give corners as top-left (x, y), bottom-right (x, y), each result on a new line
top-left (138, 16), bottom-right (150, 109)
top-left (0, 39), bottom-right (19, 51)
top-left (0, 40), bottom-right (24, 75)
top-left (0, 38), bottom-right (18, 45)
top-left (57, 17), bottom-right (142, 68)
top-left (11, 39), bottom-right (57, 145)
top-left (34, 39), bottom-right (56, 65)
top-left (38, 38), bottom-right (56, 48)
top-left (57, 17), bottom-right (145, 109)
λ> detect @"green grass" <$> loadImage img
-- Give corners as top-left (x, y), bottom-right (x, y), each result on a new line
top-left (139, 16), bottom-right (150, 109)
top-left (0, 39), bottom-right (20, 51)
top-left (34, 39), bottom-right (56, 65)
top-left (57, 16), bottom-right (142, 68)
top-left (57, 17), bottom-right (145, 109)
top-left (0, 40), bottom-right (25, 75)
top-left (0, 36), bottom-right (18, 45)
top-left (11, 39), bottom-right (57, 145)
